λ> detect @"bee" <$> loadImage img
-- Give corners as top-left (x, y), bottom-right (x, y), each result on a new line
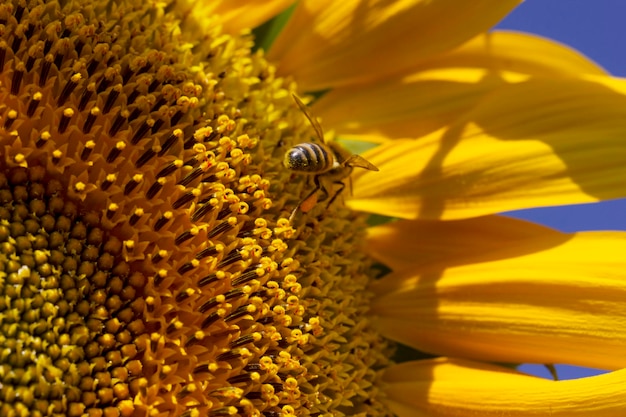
top-left (284, 94), bottom-right (379, 219)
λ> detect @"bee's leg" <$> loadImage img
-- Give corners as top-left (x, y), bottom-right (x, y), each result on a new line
top-left (315, 175), bottom-right (330, 203)
top-left (326, 180), bottom-right (346, 208)
top-left (289, 175), bottom-right (322, 221)
top-left (329, 166), bottom-right (353, 207)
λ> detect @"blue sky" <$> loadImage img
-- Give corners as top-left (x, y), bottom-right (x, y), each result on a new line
top-left (496, 1), bottom-right (625, 380)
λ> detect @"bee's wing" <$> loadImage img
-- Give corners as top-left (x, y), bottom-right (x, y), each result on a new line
top-left (292, 93), bottom-right (326, 144)
top-left (343, 154), bottom-right (379, 171)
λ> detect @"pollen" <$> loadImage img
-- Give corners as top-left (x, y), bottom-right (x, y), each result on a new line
top-left (0, 1), bottom-right (392, 417)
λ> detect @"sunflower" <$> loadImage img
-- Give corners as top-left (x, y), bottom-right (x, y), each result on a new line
top-left (2, 1), bottom-right (626, 417)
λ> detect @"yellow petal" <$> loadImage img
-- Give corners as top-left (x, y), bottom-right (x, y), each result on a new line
top-left (384, 358), bottom-right (626, 417)
top-left (318, 67), bottom-right (525, 142)
top-left (350, 76), bottom-right (626, 219)
top-left (186, 0), bottom-right (296, 34)
top-left (268, 0), bottom-right (521, 90)
top-left (429, 30), bottom-right (607, 77)
top-left (370, 231), bottom-right (626, 370)
top-left (318, 31), bottom-right (606, 141)
top-left (366, 215), bottom-right (565, 272)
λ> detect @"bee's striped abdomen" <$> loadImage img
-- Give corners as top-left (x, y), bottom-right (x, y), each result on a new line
top-left (284, 143), bottom-right (334, 173)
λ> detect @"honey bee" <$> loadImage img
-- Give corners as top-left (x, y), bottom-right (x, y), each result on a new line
top-left (284, 94), bottom-right (379, 219)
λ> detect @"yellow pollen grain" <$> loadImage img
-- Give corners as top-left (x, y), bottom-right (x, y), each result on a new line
top-left (12, 153), bottom-right (26, 167)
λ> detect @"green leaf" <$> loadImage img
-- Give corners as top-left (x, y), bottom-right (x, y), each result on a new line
top-left (252, 3), bottom-right (297, 52)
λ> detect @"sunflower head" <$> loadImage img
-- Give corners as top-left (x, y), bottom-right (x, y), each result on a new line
top-left (0, 1), bottom-right (394, 416)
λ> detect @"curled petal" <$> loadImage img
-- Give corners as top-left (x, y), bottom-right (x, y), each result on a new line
top-left (384, 358), bottom-right (626, 417)
top-left (370, 231), bottom-right (626, 370)
top-left (366, 215), bottom-right (565, 271)
top-left (318, 31), bottom-right (606, 141)
top-left (350, 76), bottom-right (626, 219)
top-left (429, 30), bottom-right (606, 77)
